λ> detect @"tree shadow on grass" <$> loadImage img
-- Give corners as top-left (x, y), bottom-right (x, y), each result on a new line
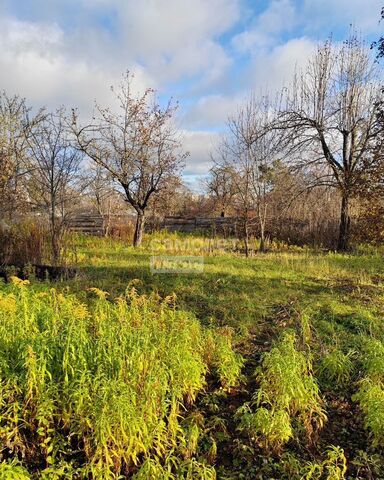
top-left (70, 256), bottom-right (347, 329)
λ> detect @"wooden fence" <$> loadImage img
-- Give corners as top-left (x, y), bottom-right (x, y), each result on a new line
top-left (162, 216), bottom-right (238, 234)
top-left (66, 212), bottom-right (136, 236)
top-left (66, 212), bottom-right (105, 236)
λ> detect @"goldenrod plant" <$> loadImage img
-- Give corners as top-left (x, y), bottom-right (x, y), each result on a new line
top-left (0, 280), bottom-right (241, 478)
top-left (353, 337), bottom-right (384, 447)
top-left (317, 349), bottom-right (354, 387)
top-left (2, 232), bottom-right (384, 478)
top-left (237, 332), bottom-right (326, 452)
top-left (303, 446), bottom-right (347, 480)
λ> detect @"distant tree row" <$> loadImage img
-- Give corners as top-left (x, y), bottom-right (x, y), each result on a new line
top-left (0, 74), bottom-right (186, 264)
top-left (206, 34), bottom-right (384, 253)
top-left (0, 30), bottom-right (383, 266)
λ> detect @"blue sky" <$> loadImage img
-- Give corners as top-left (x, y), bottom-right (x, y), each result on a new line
top-left (0, 0), bottom-right (382, 187)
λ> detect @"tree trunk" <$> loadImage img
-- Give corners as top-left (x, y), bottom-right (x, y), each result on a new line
top-left (133, 211), bottom-right (145, 247)
top-left (259, 224), bottom-right (265, 253)
top-left (258, 202), bottom-right (267, 253)
top-left (50, 203), bottom-right (60, 265)
top-left (244, 219), bottom-right (250, 258)
top-left (337, 191), bottom-right (350, 251)
top-left (52, 232), bottom-right (60, 265)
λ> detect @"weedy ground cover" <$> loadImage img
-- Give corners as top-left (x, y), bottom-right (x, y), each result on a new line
top-left (0, 278), bottom-right (241, 478)
top-left (236, 331), bottom-right (326, 453)
top-left (352, 337), bottom-right (384, 448)
top-left (1, 233), bottom-right (384, 478)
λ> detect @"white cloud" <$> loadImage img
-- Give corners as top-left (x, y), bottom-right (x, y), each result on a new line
top-left (232, 0), bottom-right (297, 52)
top-left (0, 0), bottom-right (242, 109)
top-left (120, 0), bottom-right (239, 55)
top-left (249, 37), bottom-right (316, 92)
top-left (0, 0), bottom-right (381, 180)
top-left (182, 94), bottom-right (242, 129)
top-left (113, 0), bottom-right (240, 86)
top-left (182, 130), bottom-right (221, 176)
top-left (0, 16), bottom-right (155, 113)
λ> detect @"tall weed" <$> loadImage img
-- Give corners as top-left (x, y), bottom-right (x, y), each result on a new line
top-left (237, 332), bottom-right (326, 452)
top-left (353, 337), bottom-right (384, 447)
top-left (0, 281), bottom-right (241, 477)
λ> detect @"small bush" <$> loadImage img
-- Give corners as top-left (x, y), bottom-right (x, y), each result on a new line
top-left (0, 220), bottom-right (49, 266)
top-left (237, 404), bottom-right (292, 450)
top-left (0, 460), bottom-right (30, 480)
top-left (317, 349), bottom-right (354, 387)
top-left (203, 326), bottom-right (244, 389)
top-left (360, 337), bottom-right (384, 382)
top-left (237, 332), bottom-right (326, 452)
top-left (303, 446), bottom-right (347, 480)
top-left (353, 337), bottom-right (384, 447)
top-left (353, 379), bottom-right (384, 447)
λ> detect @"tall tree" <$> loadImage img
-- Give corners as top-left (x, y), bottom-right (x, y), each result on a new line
top-left (227, 95), bottom-right (280, 252)
top-left (276, 36), bottom-right (383, 251)
top-left (372, 7), bottom-right (384, 59)
top-left (215, 95), bottom-right (280, 254)
top-left (206, 163), bottom-right (238, 218)
top-left (26, 108), bottom-right (83, 264)
top-left (0, 92), bottom-right (44, 220)
top-left (72, 73), bottom-right (186, 247)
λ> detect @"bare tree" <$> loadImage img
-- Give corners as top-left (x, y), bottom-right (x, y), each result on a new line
top-left (86, 164), bottom-right (121, 236)
top-left (215, 136), bottom-right (253, 255)
top-left (72, 73), bottom-right (187, 246)
top-left (205, 162), bottom-right (238, 217)
top-left (26, 108), bottom-right (83, 264)
top-left (276, 35), bottom-right (383, 250)
top-left (218, 94), bottom-right (280, 253)
top-left (0, 92), bottom-right (44, 220)
top-left (232, 95), bottom-right (281, 252)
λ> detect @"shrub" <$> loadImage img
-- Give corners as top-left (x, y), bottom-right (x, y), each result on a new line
top-left (237, 404), bottom-right (292, 451)
top-left (0, 220), bottom-right (49, 266)
top-left (237, 332), bottom-right (326, 452)
top-left (353, 337), bottom-right (384, 447)
top-left (303, 446), bottom-right (347, 480)
top-left (203, 326), bottom-right (244, 389)
top-left (360, 337), bottom-right (384, 382)
top-left (317, 349), bottom-right (354, 387)
top-left (353, 379), bottom-right (384, 447)
top-left (0, 460), bottom-right (30, 480)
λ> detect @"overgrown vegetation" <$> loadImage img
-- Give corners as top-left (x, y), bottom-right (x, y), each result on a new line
top-left (353, 338), bottom-right (384, 447)
top-left (1, 232), bottom-right (384, 478)
top-left (0, 276), bottom-right (241, 478)
top-left (0, 4), bottom-right (383, 479)
top-left (237, 332), bottom-right (326, 452)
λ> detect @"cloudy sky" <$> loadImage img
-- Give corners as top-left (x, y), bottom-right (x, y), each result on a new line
top-left (0, 0), bottom-right (382, 187)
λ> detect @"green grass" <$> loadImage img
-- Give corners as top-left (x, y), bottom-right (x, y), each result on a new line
top-left (1, 232), bottom-right (384, 478)
top-left (66, 234), bottom-right (384, 332)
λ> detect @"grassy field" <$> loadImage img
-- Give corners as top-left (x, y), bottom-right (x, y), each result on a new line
top-left (1, 232), bottom-right (384, 478)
